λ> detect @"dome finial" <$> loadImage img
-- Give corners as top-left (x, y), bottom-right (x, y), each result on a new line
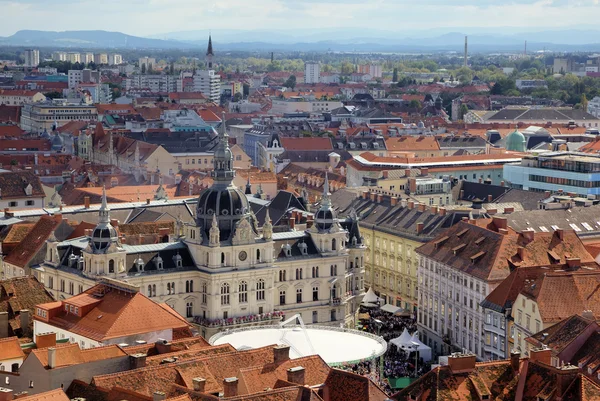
top-left (99, 185), bottom-right (110, 224)
top-left (321, 172), bottom-right (331, 208)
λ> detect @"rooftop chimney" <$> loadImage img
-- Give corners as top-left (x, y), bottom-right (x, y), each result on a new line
top-left (544, 191), bottom-right (551, 198)
top-left (460, 190), bottom-right (465, 199)
top-left (492, 216), bottom-right (507, 230)
top-left (447, 353), bottom-right (476, 374)
top-left (582, 310), bottom-right (594, 320)
top-left (430, 205), bottom-right (438, 215)
top-left (566, 257), bottom-right (581, 269)
top-left (48, 347), bottom-right (57, 369)
top-left (155, 339), bottom-right (172, 354)
top-left (84, 196), bottom-right (90, 209)
top-left (439, 207), bottom-right (447, 217)
top-left (377, 194), bottom-right (383, 204)
top-left (418, 203), bottom-right (426, 213)
top-left (408, 201), bottom-right (414, 210)
top-left (289, 218), bottom-right (295, 230)
top-left (361, 190), bottom-right (369, 200)
top-left (287, 366), bottom-right (306, 385)
top-left (486, 208), bottom-right (497, 215)
top-left (529, 348), bottom-right (551, 366)
top-left (504, 207), bottom-right (514, 214)
top-left (223, 377), bottom-right (238, 398)
top-left (404, 168), bottom-right (411, 177)
top-left (500, 181), bottom-right (505, 187)
top-left (146, 198), bottom-right (151, 205)
top-left (487, 194), bottom-right (493, 202)
top-left (192, 377), bottom-right (206, 392)
top-left (421, 167), bottom-right (429, 176)
top-left (520, 229), bottom-right (535, 242)
top-left (273, 344), bottom-right (290, 364)
top-left (510, 351), bottom-right (520, 373)
top-left (555, 228), bottom-right (565, 240)
top-left (129, 353), bottom-right (147, 370)
top-left (517, 246), bottom-right (527, 261)
top-left (0, 312), bottom-right (8, 338)
top-left (390, 196), bottom-right (398, 207)
top-left (0, 388), bottom-right (14, 401)
top-left (370, 192), bottom-right (376, 202)
top-left (416, 222), bottom-right (424, 234)
top-left (34, 332), bottom-right (56, 349)
top-left (556, 365), bottom-right (579, 399)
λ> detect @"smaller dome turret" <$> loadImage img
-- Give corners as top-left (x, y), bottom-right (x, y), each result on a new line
top-left (506, 129), bottom-right (526, 152)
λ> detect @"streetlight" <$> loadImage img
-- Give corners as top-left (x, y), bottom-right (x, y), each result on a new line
top-left (373, 318), bottom-right (384, 379)
top-left (411, 340), bottom-right (419, 377)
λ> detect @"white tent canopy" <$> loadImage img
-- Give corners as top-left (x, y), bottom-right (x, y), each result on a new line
top-left (380, 303), bottom-right (402, 315)
top-left (390, 330), bottom-right (432, 362)
top-left (362, 287), bottom-right (381, 304)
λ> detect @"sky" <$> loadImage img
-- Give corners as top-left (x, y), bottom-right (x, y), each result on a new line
top-left (0, 0), bottom-right (599, 37)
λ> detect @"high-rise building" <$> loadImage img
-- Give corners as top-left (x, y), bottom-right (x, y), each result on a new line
top-left (126, 74), bottom-right (177, 93)
top-left (68, 69), bottom-right (101, 89)
top-left (93, 53), bottom-right (108, 65)
top-left (304, 61), bottom-right (320, 84)
top-left (138, 57), bottom-right (156, 71)
top-left (52, 51), bottom-right (67, 62)
top-left (109, 54), bottom-right (123, 65)
top-left (23, 49), bottom-right (40, 67)
top-left (357, 64), bottom-right (382, 78)
top-left (80, 52), bottom-right (94, 65)
top-left (193, 70), bottom-right (220, 102)
top-left (67, 52), bottom-right (81, 63)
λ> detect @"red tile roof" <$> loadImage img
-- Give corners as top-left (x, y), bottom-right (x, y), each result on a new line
top-left (385, 136), bottom-right (440, 152)
top-left (279, 137), bottom-right (333, 151)
top-left (32, 343), bottom-right (127, 368)
top-left (0, 336), bottom-right (25, 361)
top-left (325, 369), bottom-right (389, 401)
top-left (0, 124), bottom-right (25, 137)
top-left (16, 389), bottom-right (70, 401)
top-left (36, 283), bottom-right (191, 342)
top-left (4, 215), bottom-right (63, 268)
top-left (0, 105), bottom-right (21, 123)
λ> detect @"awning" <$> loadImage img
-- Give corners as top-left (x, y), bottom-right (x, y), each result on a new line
top-left (360, 302), bottom-right (379, 308)
top-left (380, 304), bottom-right (402, 315)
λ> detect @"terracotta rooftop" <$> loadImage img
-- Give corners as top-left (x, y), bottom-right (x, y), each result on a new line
top-left (16, 389), bottom-right (70, 401)
top-left (385, 136), bottom-right (440, 151)
top-left (0, 170), bottom-right (45, 199)
top-left (3, 215), bottom-right (63, 268)
top-left (35, 283), bottom-right (191, 342)
top-left (0, 336), bottom-right (25, 361)
top-left (521, 271), bottom-right (600, 324)
top-left (324, 369), bottom-right (388, 401)
top-left (31, 343), bottom-right (127, 368)
top-left (279, 137), bottom-right (333, 151)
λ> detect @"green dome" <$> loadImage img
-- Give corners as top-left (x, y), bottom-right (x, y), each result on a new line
top-left (506, 129), bottom-right (526, 152)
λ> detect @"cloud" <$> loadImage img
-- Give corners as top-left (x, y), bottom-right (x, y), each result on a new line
top-left (0, 0), bottom-right (598, 37)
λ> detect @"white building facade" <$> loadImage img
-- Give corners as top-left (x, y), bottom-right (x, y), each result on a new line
top-left (305, 62), bottom-right (321, 84)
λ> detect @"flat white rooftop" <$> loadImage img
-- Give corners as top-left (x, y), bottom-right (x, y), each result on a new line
top-left (210, 325), bottom-right (387, 366)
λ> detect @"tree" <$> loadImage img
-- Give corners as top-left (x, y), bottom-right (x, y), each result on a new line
top-left (284, 75), bottom-right (297, 90)
top-left (44, 91), bottom-right (62, 100)
top-left (10, 159), bottom-right (17, 166)
top-left (392, 68), bottom-right (398, 82)
top-left (141, 63), bottom-right (146, 74)
top-left (409, 100), bottom-right (421, 109)
top-left (581, 93), bottom-right (589, 111)
top-left (455, 67), bottom-right (473, 85)
top-left (459, 104), bottom-right (469, 120)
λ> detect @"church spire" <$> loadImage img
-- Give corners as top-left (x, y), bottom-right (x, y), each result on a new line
top-left (207, 34), bottom-right (214, 56)
top-left (99, 185), bottom-right (110, 224)
top-left (206, 34), bottom-right (214, 69)
top-left (211, 112), bottom-right (234, 186)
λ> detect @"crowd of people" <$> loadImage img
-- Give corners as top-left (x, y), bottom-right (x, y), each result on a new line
top-left (336, 305), bottom-right (434, 394)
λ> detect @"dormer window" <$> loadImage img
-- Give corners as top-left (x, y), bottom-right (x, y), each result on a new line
top-left (283, 244), bottom-right (292, 257)
top-left (24, 183), bottom-right (32, 196)
top-left (299, 242), bottom-right (308, 256)
top-left (136, 256), bottom-right (144, 272)
top-left (154, 254), bottom-right (163, 270)
top-left (173, 252), bottom-right (183, 268)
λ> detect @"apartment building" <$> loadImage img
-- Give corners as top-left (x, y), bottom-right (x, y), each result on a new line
top-left (20, 101), bottom-right (98, 132)
top-left (23, 49), bottom-right (40, 67)
top-left (126, 74), bottom-right (177, 93)
top-left (192, 69), bottom-right (221, 102)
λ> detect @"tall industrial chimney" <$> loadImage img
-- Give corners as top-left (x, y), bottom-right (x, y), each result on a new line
top-left (464, 36), bottom-right (468, 68)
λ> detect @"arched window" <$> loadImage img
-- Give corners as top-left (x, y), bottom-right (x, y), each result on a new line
top-left (279, 270), bottom-right (286, 282)
top-left (220, 283), bottom-right (230, 305)
top-left (221, 252), bottom-right (226, 265)
top-left (257, 279), bottom-right (265, 301)
top-left (152, 284), bottom-right (156, 297)
top-left (296, 288), bottom-right (302, 303)
top-left (279, 290), bottom-right (286, 305)
top-left (148, 285), bottom-right (152, 297)
top-left (167, 283), bottom-right (171, 294)
top-left (186, 302), bottom-right (193, 318)
top-left (239, 281), bottom-right (248, 303)
top-left (332, 238), bottom-right (337, 251)
top-left (296, 268), bottom-right (302, 280)
top-left (330, 265), bottom-right (334, 276)
top-left (171, 282), bottom-right (175, 294)
top-left (185, 281), bottom-right (190, 293)
top-left (256, 249), bottom-right (261, 262)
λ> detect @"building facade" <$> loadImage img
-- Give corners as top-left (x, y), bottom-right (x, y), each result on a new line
top-left (38, 124), bottom-right (365, 339)
top-left (23, 49), bottom-right (40, 67)
top-left (20, 101), bottom-right (98, 133)
top-left (193, 70), bottom-right (221, 103)
top-left (304, 62), bottom-right (320, 84)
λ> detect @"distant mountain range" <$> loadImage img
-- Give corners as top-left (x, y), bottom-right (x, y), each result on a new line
top-left (2, 28), bottom-right (600, 52)
top-left (0, 30), bottom-right (196, 49)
